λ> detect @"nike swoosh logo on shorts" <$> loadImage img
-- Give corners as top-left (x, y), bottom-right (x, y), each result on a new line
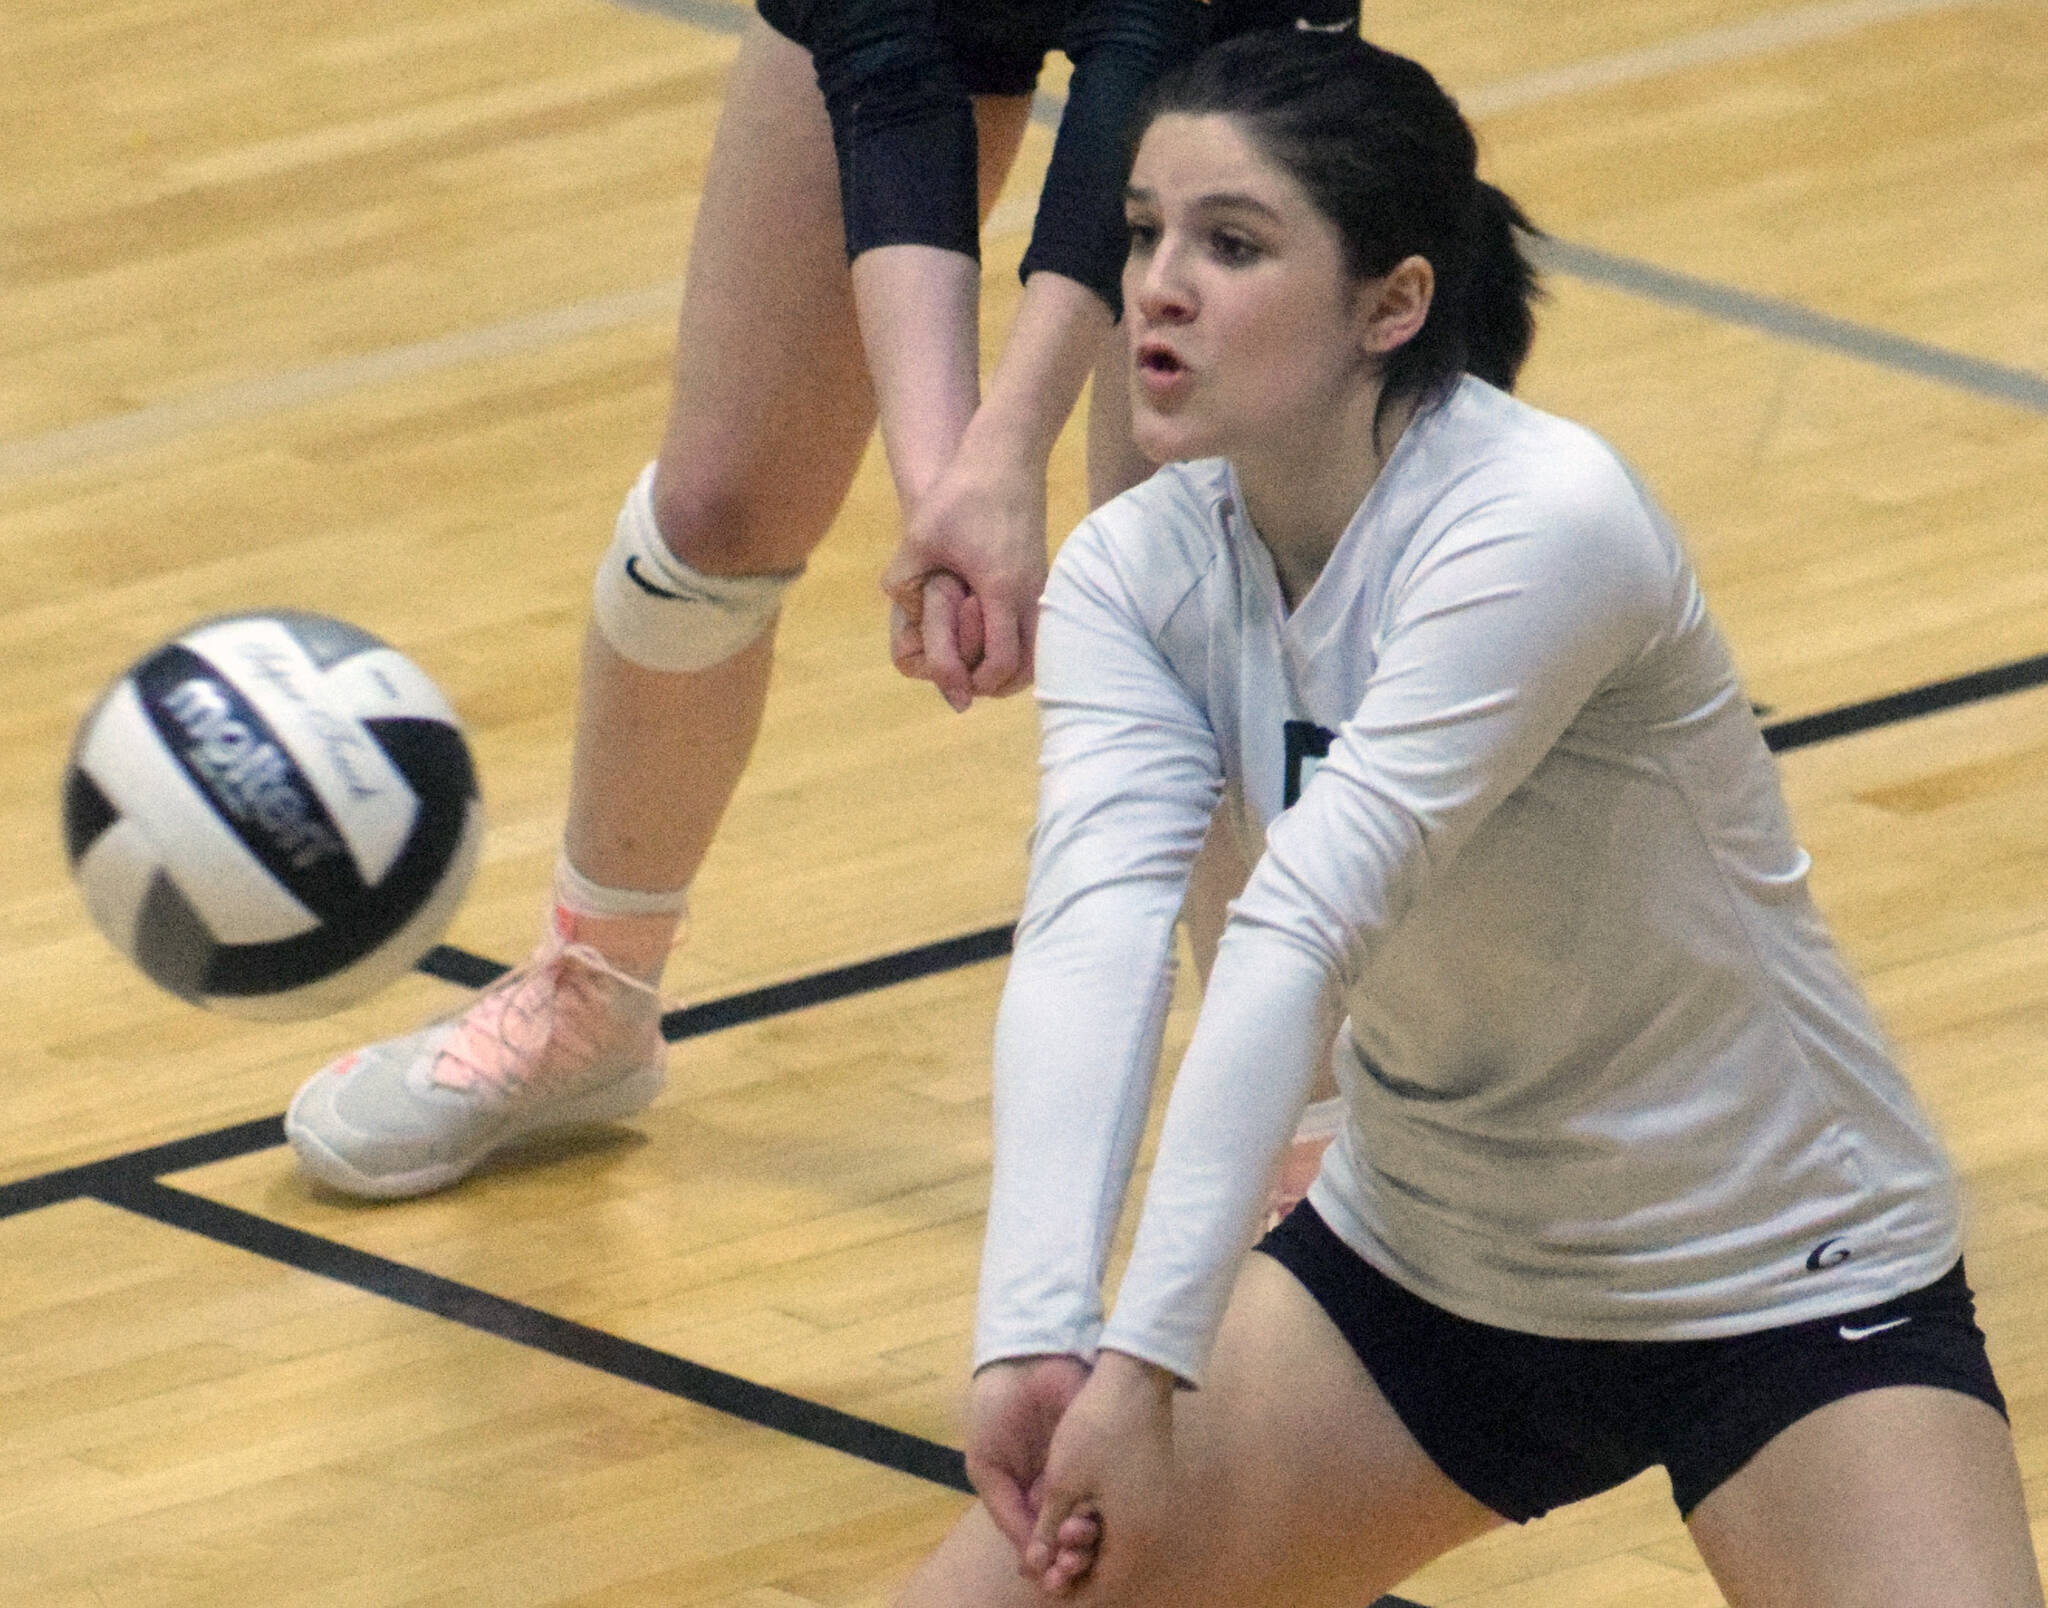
top-left (1838, 1316), bottom-right (1912, 1341)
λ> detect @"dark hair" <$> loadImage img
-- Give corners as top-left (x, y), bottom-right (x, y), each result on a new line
top-left (1136, 30), bottom-right (1542, 432)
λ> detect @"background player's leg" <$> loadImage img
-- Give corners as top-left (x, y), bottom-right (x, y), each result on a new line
top-left (898, 1253), bottom-right (1500, 1608)
top-left (285, 24), bottom-right (1034, 1198)
top-left (565, 24), bottom-right (1033, 931)
top-left (1687, 1386), bottom-right (2043, 1607)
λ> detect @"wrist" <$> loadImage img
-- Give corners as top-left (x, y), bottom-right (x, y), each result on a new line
top-left (972, 269), bottom-right (1113, 463)
top-left (1095, 1348), bottom-right (1180, 1403)
top-left (974, 1350), bottom-right (1086, 1377)
top-left (958, 391), bottom-right (1063, 476)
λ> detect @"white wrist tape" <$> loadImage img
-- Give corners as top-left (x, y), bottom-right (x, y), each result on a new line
top-left (591, 464), bottom-right (801, 673)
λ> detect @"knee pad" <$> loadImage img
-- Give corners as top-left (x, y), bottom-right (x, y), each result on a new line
top-left (591, 464), bottom-right (801, 674)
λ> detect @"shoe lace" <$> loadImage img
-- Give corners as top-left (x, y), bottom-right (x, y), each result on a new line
top-left (430, 935), bottom-right (662, 1097)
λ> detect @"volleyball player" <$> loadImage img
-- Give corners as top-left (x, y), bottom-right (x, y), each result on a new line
top-left (900, 31), bottom-right (2044, 1606)
top-left (285, 0), bottom-right (1355, 1200)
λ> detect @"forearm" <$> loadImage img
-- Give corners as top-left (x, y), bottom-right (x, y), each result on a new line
top-left (849, 243), bottom-right (981, 511)
top-left (1098, 927), bottom-right (1343, 1382)
top-left (964, 269), bottom-right (1116, 477)
top-left (975, 879), bottom-right (1185, 1366)
top-left (976, 552), bottom-right (1224, 1363)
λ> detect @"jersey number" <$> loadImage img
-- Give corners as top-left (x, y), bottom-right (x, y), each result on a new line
top-left (1284, 721), bottom-right (1337, 808)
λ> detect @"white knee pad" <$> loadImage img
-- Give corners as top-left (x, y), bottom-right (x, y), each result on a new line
top-left (591, 464), bottom-right (801, 673)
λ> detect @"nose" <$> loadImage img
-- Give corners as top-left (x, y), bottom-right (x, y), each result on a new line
top-left (1132, 239), bottom-right (1195, 325)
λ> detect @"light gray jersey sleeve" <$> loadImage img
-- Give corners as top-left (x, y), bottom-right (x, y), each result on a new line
top-left (1098, 460), bottom-right (1678, 1382)
top-left (972, 505), bottom-right (1224, 1369)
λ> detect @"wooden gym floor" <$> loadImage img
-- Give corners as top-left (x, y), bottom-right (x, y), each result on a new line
top-left (3, 0), bottom-right (2046, 1601)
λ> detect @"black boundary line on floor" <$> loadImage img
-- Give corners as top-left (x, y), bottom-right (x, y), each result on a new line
top-left (67, 1182), bottom-right (1436, 1608)
top-left (5, 646), bottom-right (2045, 1596)
top-left (0, 927), bottom-right (1028, 1222)
top-left (89, 1173), bottom-right (976, 1494)
top-left (1760, 649), bottom-right (2048, 752)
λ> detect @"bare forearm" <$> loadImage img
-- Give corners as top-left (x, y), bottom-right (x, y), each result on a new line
top-left (850, 243), bottom-right (982, 511)
top-left (969, 269), bottom-right (1116, 474)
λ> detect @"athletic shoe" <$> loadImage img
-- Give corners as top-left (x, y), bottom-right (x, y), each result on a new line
top-left (286, 930), bottom-right (666, 1199)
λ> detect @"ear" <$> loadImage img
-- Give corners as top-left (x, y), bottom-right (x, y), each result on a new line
top-left (1356, 255), bottom-right (1434, 357)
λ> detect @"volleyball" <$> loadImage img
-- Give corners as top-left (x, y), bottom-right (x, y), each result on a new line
top-left (62, 612), bottom-right (484, 1020)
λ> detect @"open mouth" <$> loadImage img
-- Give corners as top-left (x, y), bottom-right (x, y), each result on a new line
top-left (1136, 342), bottom-right (1186, 377)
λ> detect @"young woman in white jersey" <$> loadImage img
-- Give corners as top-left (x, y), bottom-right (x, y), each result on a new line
top-left (899, 29), bottom-right (2042, 1608)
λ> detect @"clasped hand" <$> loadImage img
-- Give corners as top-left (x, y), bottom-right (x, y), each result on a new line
top-left (967, 1351), bottom-right (1180, 1598)
top-left (881, 445), bottom-right (1047, 712)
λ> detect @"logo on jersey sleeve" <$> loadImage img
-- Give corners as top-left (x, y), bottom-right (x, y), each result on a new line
top-left (1283, 721), bottom-right (1337, 808)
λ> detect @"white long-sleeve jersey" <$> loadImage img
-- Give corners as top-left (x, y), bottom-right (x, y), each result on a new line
top-left (976, 378), bottom-right (1960, 1385)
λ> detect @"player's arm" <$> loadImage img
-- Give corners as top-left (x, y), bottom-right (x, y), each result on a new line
top-left (1104, 494), bottom-right (1672, 1378)
top-left (969, 511), bottom-right (1221, 1542)
top-left (883, 0), bottom-right (1207, 708)
top-left (804, 0), bottom-right (984, 508)
top-left (1020, 492), bottom-right (1672, 1589)
top-left (883, 269), bottom-right (1111, 707)
top-left (850, 244), bottom-right (982, 512)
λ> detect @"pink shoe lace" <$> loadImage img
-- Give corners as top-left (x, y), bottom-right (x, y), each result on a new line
top-left (431, 932), bottom-right (661, 1097)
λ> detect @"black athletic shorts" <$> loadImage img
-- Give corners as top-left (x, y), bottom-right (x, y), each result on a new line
top-left (1259, 1203), bottom-right (2007, 1522)
top-left (756, 0), bottom-right (1362, 99)
top-left (757, 0), bottom-right (1065, 96)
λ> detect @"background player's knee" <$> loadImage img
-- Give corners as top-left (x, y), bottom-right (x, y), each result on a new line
top-left (591, 464), bottom-right (800, 674)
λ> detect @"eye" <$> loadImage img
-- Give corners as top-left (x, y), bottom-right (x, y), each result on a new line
top-left (1126, 215), bottom-right (1160, 253)
top-left (1209, 229), bottom-right (1261, 266)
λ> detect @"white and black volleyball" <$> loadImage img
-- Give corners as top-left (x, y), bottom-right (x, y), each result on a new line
top-left (63, 612), bottom-right (483, 1020)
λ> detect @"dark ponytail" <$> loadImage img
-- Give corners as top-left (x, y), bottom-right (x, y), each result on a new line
top-left (1136, 31), bottom-right (1543, 427)
top-left (1462, 181), bottom-right (1541, 390)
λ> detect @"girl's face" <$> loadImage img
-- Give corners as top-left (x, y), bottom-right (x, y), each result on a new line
top-left (1122, 113), bottom-right (1376, 471)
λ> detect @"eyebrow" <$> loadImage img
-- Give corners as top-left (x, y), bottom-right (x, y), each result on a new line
top-left (1123, 185), bottom-right (1287, 223)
